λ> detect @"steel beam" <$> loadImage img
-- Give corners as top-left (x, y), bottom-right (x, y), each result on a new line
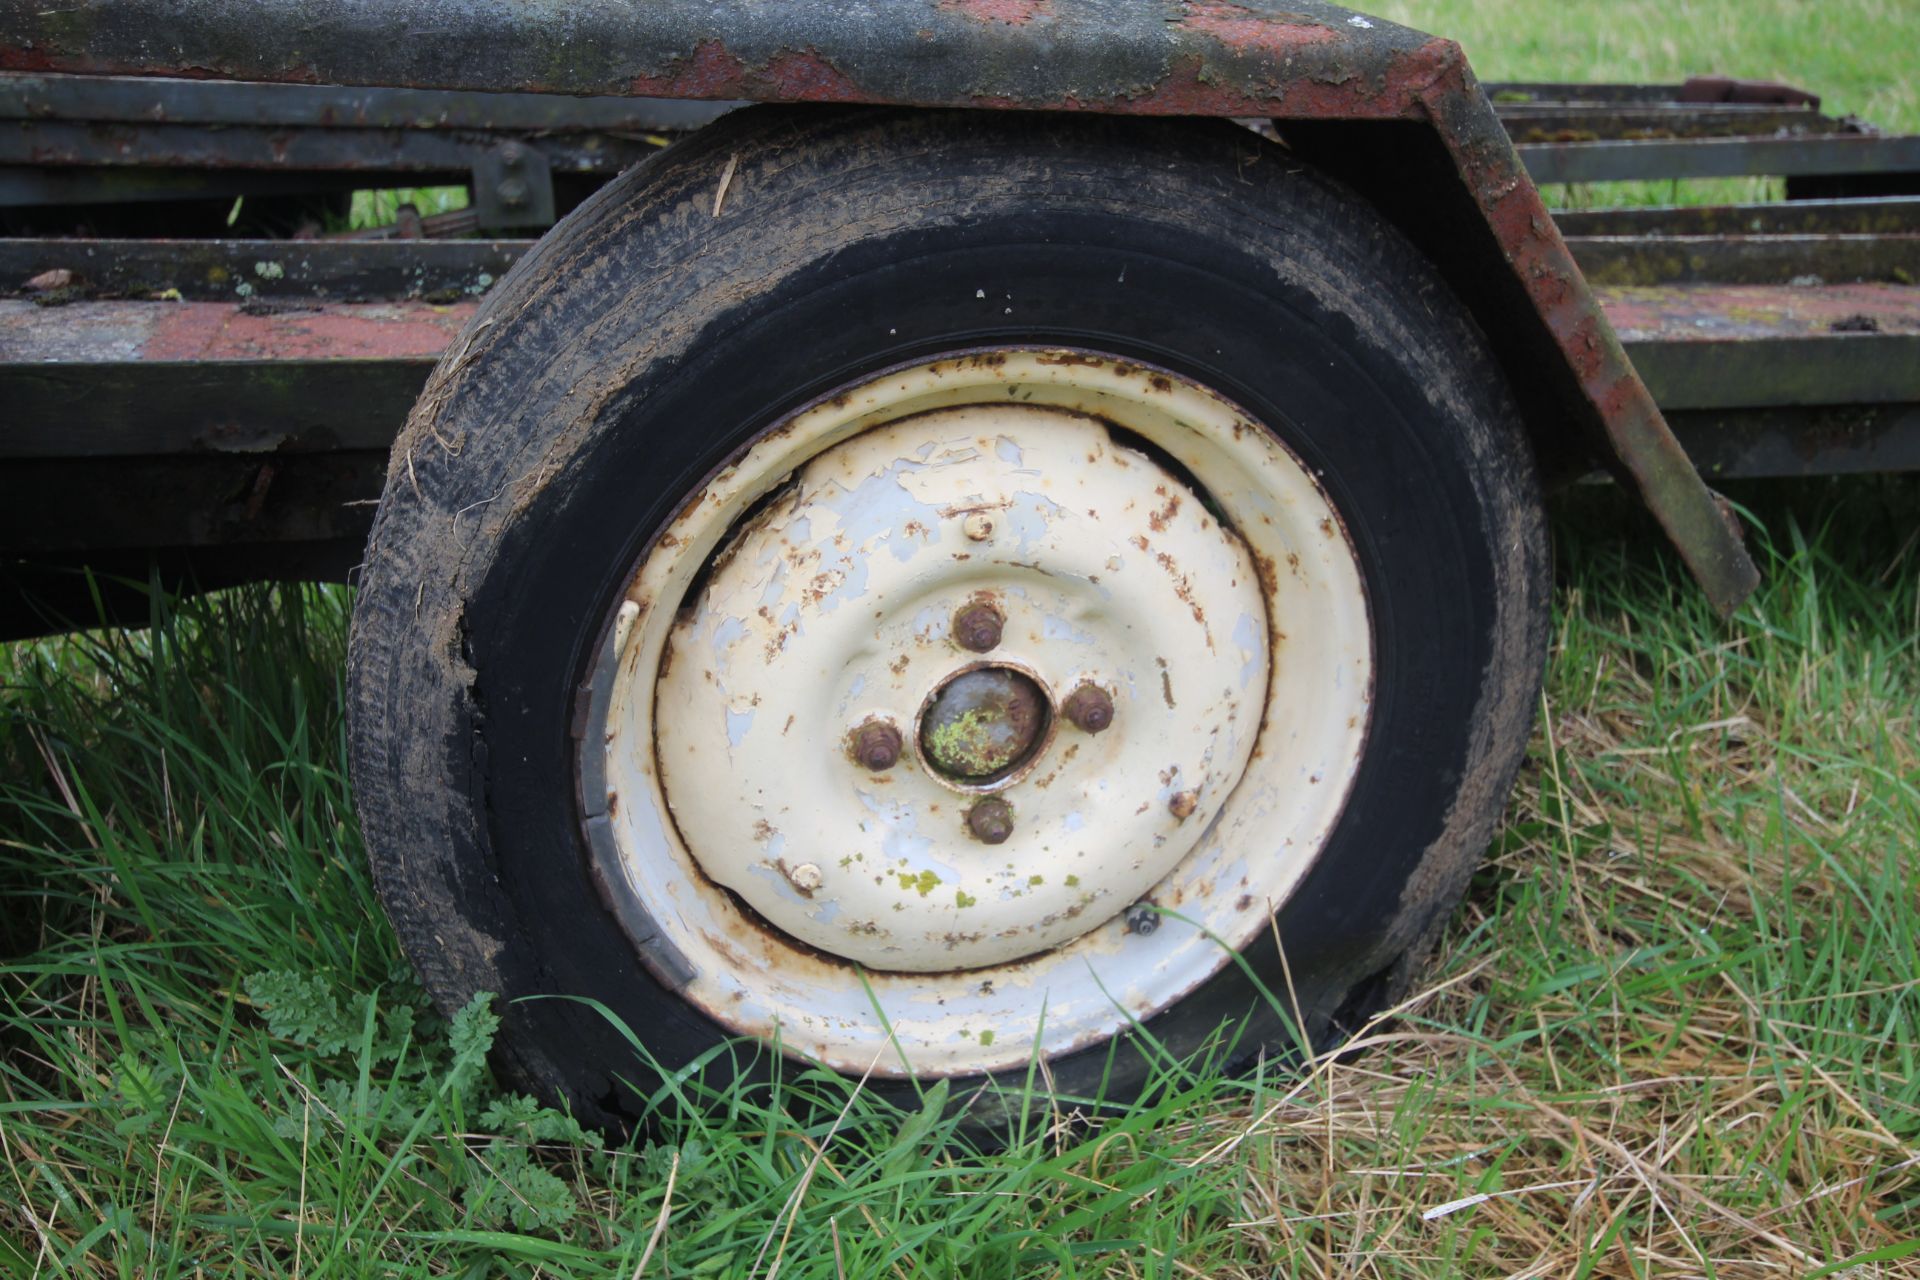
top-left (0, 237), bottom-right (523, 298)
top-left (1499, 104), bottom-right (1836, 144)
top-left (1567, 233), bottom-right (1920, 286)
top-left (7, 288), bottom-right (1919, 479)
top-left (15, 229), bottom-right (1913, 300)
top-left (0, 70), bottom-right (735, 131)
top-left (1520, 135), bottom-right (1920, 185)
top-left (1668, 405), bottom-right (1920, 479)
top-left (1631, 335), bottom-right (1920, 410)
top-left (3, 69), bottom-right (1835, 144)
top-left (4, 119), bottom-right (655, 175)
top-left (1552, 197), bottom-right (1920, 238)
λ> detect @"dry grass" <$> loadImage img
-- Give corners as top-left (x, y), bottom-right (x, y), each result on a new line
top-left (1156, 482), bottom-right (1920, 1277)
top-left (3, 484), bottom-right (1913, 1278)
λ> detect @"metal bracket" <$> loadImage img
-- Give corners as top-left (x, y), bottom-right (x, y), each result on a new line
top-left (470, 139), bottom-right (553, 230)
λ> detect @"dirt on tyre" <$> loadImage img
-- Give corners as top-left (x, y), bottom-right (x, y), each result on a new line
top-left (348, 106), bottom-right (1550, 1128)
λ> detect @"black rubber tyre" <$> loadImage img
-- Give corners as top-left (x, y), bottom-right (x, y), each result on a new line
top-left (349, 107), bottom-right (1550, 1128)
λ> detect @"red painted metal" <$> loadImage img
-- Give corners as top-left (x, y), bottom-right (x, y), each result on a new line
top-left (0, 298), bottom-right (475, 363)
top-left (26, 286), bottom-right (1916, 393)
top-left (1598, 282), bottom-right (1920, 340)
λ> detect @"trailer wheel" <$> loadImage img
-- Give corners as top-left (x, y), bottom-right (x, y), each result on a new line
top-left (349, 107), bottom-right (1549, 1125)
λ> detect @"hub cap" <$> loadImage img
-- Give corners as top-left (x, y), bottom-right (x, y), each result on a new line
top-left (919, 667), bottom-right (1047, 783)
top-left (587, 350), bottom-right (1371, 1074)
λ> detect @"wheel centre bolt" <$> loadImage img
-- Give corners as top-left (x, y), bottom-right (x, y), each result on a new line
top-left (952, 602), bottom-right (1004, 653)
top-left (1062, 683), bottom-right (1115, 733)
top-left (850, 718), bottom-right (903, 771)
top-left (967, 796), bottom-right (1014, 844)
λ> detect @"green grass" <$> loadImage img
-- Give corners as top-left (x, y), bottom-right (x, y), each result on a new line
top-left (1371, 0), bottom-right (1920, 210)
top-left (6, 3), bottom-right (1920, 1276)
top-left (1373, 0), bottom-right (1920, 131)
top-left (346, 187), bottom-right (471, 233)
top-left (5, 480), bottom-right (1916, 1276)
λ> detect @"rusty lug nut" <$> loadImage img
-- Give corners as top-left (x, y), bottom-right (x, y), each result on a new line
top-left (1169, 789), bottom-right (1199, 821)
top-left (952, 603), bottom-right (1004, 653)
top-left (1062, 683), bottom-right (1115, 734)
top-left (1125, 902), bottom-right (1159, 935)
top-left (962, 512), bottom-right (996, 542)
top-left (851, 719), bottom-right (903, 771)
top-left (967, 797), bottom-right (1014, 845)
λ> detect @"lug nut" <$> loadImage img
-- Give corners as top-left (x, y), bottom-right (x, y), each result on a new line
top-left (851, 719), bottom-right (903, 771)
top-left (962, 512), bottom-right (996, 542)
top-left (1062, 683), bottom-right (1115, 734)
top-left (952, 602), bottom-right (1004, 653)
top-left (1124, 902), bottom-right (1159, 935)
top-left (966, 797), bottom-right (1014, 844)
top-left (1169, 789), bottom-right (1198, 821)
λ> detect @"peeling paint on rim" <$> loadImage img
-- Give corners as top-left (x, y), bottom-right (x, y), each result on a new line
top-left (581, 348), bottom-right (1372, 1076)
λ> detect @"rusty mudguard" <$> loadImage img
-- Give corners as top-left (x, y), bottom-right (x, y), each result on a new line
top-left (1, 0), bottom-right (1760, 611)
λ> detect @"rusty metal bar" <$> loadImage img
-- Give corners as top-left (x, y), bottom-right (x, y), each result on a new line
top-left (1519, 135), bottom-right (1920, 185)
top-left (1599, 281), bottom-right (1920, 411)
top-left (2, 69), bottom-right (1836, 145)
top-left (1567, 233), bottom-right (1920, 286)
top-left (1597, 281), bottom-right (1920, 344)
top-left (0, 70), bottom-right (735, 131)
top-left (1668, 405), bottom-right (1920, 478)
top-left (15, 229), bottom-right (1913, 301)
top-left (0, 297), bottom-right (470, 458)
top-left (1498, 104), bottom-right (1838, 144)
top-left (4, 358), bottom-right (430, 458)
top-left (0, 237), bottom-right (524, 299)
top-left (4, 120), bottom-right (656, 175)
top-left (0, 0), bottom-right (1452, 116)
top-left (1552, 197), bottom-right (1920, 238)
top-left (1487, 77), bottom-right (1821, 109)
top-left (1482, 82), bottom-right (1696, 105)
top-left (1631, 335), bottom-right (1920, 410)
top-left (9, 288), bottom-right (1918, 471)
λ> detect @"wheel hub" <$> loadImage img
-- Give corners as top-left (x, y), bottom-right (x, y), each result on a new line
top-left (919, 666), bottom-right (1048, 783)
top-left (652, 404), bottom-right (1270, 972)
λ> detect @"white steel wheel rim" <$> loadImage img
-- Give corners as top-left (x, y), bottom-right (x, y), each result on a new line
top-left (589, 349), bottom-right (1372, 1076)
